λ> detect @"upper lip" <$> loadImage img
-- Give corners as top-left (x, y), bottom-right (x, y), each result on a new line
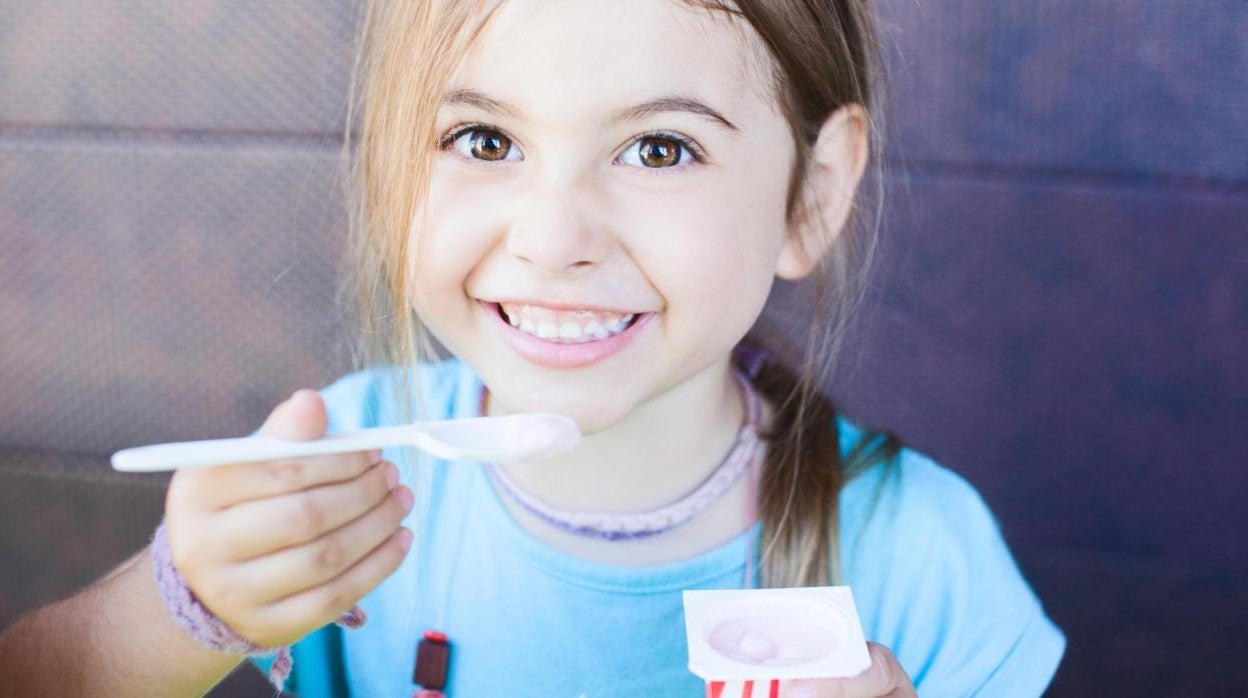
top-left (479, 298), bottom-right (650, 315)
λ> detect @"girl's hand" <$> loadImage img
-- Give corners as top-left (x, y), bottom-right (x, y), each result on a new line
top-left (163, 389), bottom-right (415, 648)
top-left (781, 643), bottom-right (916, 698)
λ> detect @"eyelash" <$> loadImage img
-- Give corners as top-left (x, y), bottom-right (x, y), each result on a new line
top-left (436, 122), bottom-right (708, 172)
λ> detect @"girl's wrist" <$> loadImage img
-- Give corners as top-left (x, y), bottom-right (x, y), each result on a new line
top-left (149, 519), bottom-right (368, 690)
top-left (150, 520), bottom-right (280, 655)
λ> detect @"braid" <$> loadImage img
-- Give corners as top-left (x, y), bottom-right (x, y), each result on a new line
top-left (748, 347), bottom-right (902, 587)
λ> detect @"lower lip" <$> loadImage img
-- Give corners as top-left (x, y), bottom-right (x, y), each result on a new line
top-left (480, 301), bottom-right (654, 369)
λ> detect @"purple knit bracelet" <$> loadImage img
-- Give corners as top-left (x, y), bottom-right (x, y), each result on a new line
top-left (150, 520), bottom-right (368, 690)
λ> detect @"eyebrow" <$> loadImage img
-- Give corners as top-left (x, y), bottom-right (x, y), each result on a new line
top-left (442, 88), bottom-right (740, 135)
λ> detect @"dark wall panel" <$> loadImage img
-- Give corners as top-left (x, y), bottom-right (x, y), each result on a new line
top-left (814, 173), bottom-right (1248, 566)
top-left (878, 0), bottom-right (1248, 182)
top-left (0, 141), bottom-right (351, 456)
top-left (1020, 544), bottom-right (1248, 695)
top-left (0, 2), bottom-right (357, 134)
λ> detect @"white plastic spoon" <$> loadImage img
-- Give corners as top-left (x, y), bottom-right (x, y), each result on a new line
top-left (110, 413), bottom-right (581, 472)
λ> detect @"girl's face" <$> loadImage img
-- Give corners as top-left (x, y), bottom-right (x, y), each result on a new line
top-left (409, 0), bottom-right (799, 432)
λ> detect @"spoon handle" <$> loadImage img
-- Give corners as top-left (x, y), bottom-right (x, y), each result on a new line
top-left (111, 426), bottom-right (419, 472)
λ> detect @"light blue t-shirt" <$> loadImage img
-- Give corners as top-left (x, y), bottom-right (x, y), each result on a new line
top-left (256, 359), bottom-right (1064, 696)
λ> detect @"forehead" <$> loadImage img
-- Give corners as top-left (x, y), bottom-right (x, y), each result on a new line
top-left (446, 0), bottom-right (777, 127)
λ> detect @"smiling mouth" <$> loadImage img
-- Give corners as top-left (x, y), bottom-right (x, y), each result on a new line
top-left (489, 301), bottom-right (642, 344)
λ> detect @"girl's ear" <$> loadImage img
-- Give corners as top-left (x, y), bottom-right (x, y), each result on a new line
top-left (775, 104), bottom-right (870, 280)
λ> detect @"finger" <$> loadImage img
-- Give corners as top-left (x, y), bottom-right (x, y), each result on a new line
top-left (167, 389), bottom-right (348, 510)
top-left (853, 642), bottom-right (914, 697)
top-left (248, 526), bottom-right (415, 644)
top-left (262, 389), bottom-right (328, 439)
top-left (227, 484), bottom-right (414, 602)
top-left (210, 459), bottom-right (400, 560)
top-left (170, 392), bottom-right (382, 513)
top-left (171, 446), bottom-right (383, 513)
top-left (782, 643), bottom-right (914, 698)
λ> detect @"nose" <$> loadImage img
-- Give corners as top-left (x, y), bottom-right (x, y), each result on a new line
top-left (505, 178), bottom-right (610, 275)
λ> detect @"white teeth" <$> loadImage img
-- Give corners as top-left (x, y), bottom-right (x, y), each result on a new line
top-left (583, 321), bottom-right (606, 340)
top-left (558, 322), bottom-right (582, 340)
top-left (604, 315), bottom-right (632, 333)
top-left (498, 303), bottom-right (639, 343)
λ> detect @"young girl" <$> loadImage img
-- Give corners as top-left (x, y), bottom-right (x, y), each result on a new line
top-left (0, 0), bottom-right (1065, 695)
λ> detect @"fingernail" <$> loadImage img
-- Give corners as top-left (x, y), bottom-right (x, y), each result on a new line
top-left (397, 528), bottom-right (414, 552)
top-left (397, 487), bottom-right (414, 511)
top-left (369, 449), bottom-right (384, 463)
top-left (383, 462), bottom-right (399, 489)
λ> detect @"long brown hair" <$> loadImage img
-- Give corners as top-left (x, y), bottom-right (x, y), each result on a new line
top-left (339, 0), bottom-right (900, 588)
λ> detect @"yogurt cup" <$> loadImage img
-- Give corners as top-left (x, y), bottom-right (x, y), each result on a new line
top-left (683, 586), bottom-right (871, 697)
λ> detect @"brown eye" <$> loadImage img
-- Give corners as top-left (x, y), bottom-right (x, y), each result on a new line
top-left (469, 130), bottom-right (512, 161)
top-left (638, 136), bottom-right (681, 168)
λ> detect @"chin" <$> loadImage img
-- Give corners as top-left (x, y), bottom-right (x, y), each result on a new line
top-left (485, 379), bottom-right (638, 436)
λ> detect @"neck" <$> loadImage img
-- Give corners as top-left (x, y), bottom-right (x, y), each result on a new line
top-left (486, 356), bottom-right (745, 513)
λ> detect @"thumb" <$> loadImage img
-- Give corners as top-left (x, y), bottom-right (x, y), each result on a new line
top-left (781, 643), bottom-right (915, 698)
top-left (260, 389), bottom-right (328, 441)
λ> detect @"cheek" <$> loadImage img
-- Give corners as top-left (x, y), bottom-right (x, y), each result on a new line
top-left (633, 190), bottom-right (782, 337)
top-left (679, 239), bottom-right (776, 337)
top-left (624, 206), bottom-right (778, 372)
top-left (409, 172), bottom-right (505, 307)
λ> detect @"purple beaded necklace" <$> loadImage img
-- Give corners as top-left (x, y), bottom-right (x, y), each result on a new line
top-left (482, 365), bottom-right (763, 541)
top-left (413, 349), bottom-right (769, 695)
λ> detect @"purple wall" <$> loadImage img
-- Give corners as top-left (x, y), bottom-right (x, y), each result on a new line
top-left (840, 2), bottom-right (1248, 693)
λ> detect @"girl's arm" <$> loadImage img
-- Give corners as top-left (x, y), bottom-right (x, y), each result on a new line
top-left (0, 547), bottom-right (242, 697)
top-left (1, 388), bottom-right (412, 696)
